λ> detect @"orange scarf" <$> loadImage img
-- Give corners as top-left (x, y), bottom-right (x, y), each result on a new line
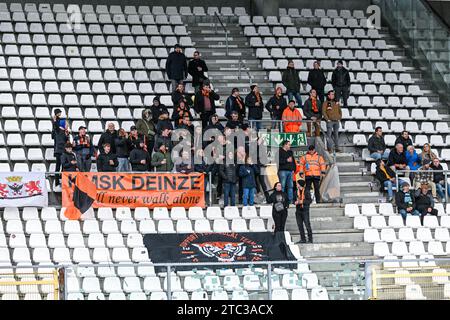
top-left (202, 88), bottom-right (210, 97)
top-left (311, 98), bottom-right (318, 113)
top-left (256, 93), bottom-right (262, 105)
top-left (236, 96), bottom-right (244, 110)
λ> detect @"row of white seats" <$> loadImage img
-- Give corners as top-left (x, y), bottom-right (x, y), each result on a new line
top-left (256, 48), bottom-right (391, 60)
top-left (239, 15), bottom-right (294, 26)
top-left (355, 215), bottom-right (450, 229)
top-left (373, 240), bottom-right (450, 257)
top-left (365, 227), bottom-right (450, 242)
top-left (343, 119), bottom-right (446, 134)
top-left (357, 134), bottom-right (450, 149)
top-left (280, 8), bottom-right (365, 19)
top-left (1, 293), bottom-right (55, 300)
top-left (252, 37), bottom-right (388, 50)
top-left (343, 108), bottom-right (440, 121)
top-left (244, 26), bottom-right (380, 39)
top-left (320, 17), bottom-right (371, 29)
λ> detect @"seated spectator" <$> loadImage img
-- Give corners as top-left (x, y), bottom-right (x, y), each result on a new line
top-left (176, 150), bottom-right (194, 174)
top-left (96, 143), bottom-right (118, 172)
top-left (61, 142), bottom-right (78, 172)
top-left (225, 111), bottom-right (242, 130)
top-left (151, 143), bottom-right (173, 172)
top-left (98, 122), bottom-right (118, 154)
top-left (387, 143), bottom-right (409, 173)
top-left (395, 182), bottom-right (420, 222)
top-left (154, 128), bottom-right (173, 152)
top-left (129, 139), bottom-right (151, 172)
top-left (219, 151), bottom-right (238, 207)
top-left (115, 128), bottom-right (132, 172)
top-left (414, 159), bottom-right (437, 199)
top-left (303, 89), bottom-right (322, 137)
top-left (395, 130), bottom-right (413, 151)
top-left (281, 100), bottom-right (302, 133)
top-left (171, 83), bottom-right (192, 109)
top-left (150, 95), bottom-right (168, 124)
top-left (431, 158), bottom-right (450, 202)
top-left (368, 127), bottom-right (389, 160)
top-left (136, 109), bottom-right (156, 153)
top-left (225, 88), bottom-right (246, 121)
top-left (421, 143), bottom-right (438, 162)
top-left (405, 145), bottom-right (421, 182)
top-left (265, 86), bottom-right (287, 129)
top-left (375, 159), bottom-right (405, 202)
top-left (156, 110), bottom-right (174, 134)
top-left (239, 155), bottom-right (260, 206)
top-left (206, 114), bottom-right (225, 133)
top-left (414, 183), bottom-right (439, 224)
top-left (172, 100), bottom-right (193, 129)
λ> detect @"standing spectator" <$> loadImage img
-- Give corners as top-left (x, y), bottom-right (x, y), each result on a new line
top-left (52, 108), bottom-right (69, 187)
top-left (282, 60), bottom-right (302, 107)
top-left (431, 158), bottom-right (450, 202)
top-left (220, 151), bottom-right (238, 207)
top-left (239, 155), bottom-right (260, 206)
top-left (368, 127), bottom-right (390, 160)
top-left (387, 143), bottom-right (409, 173)
top-left (331, 60), bottom-right (350, 108)
top-left (303, 89), bottom-right (322, 137)
top-left (136, 109), bottom-right (156, 153)
top-left (194, 81), bottom-right (220, 129)
top-left (172, 100), bottom-right (193, 128)
top-left (150, 96), bottom-right (168, 124)
top-left (61, 142), bottom-right (78, 172)
top-left (421, 143), bottom-right (438, 162)
top-left (151, 144), bottom-right (173, 172)
top-left (98, 122), bottom-right (118, 154)
top-left (299, 145), bottom-right (327, 203)
top-left (265, 86), bottom-right (287, 129)
top-left (115, 129), bottom-right (131, 172)
top-left (268, 182), bottom-right (290, 232)
top-left (72, 126), bottom-right (94, 172)
top-left (225, 88), bottom-right (246, 121)
top-left (225, 111), bottom-right (242, 130)
top-left (295, 179), bottom-right (313, 243)
top-left (129, 140), bottom-right (151, 172)
top-left (128, 126), bottom-right (145, 151)
top-left (415, 183), bottom-right (439, 224)
top-left (414, 159), bottom-right (437, 199)
top-left (176, 150), bottom-right (194, 174)
top-left (245, 84), bottom-right (264, 131)
top-left (281, 100), bottom-right (303, 133)
top-left (405, 145), bottom-right (421, 182)
top-left (171, 83), bottom-right (193, 108)
top-left (395, 182), bottom-right (420, 222)
top-left (165, 44), bottom-right (187, 91)
top-left (278, 140), bottom-right (296, 204)
top-left (188, 50), bottom-right (208, 93)
top-left (322, 90), bottom-right (342, 152)
top-left (96, 143), bottom-right (118, 172)
top-left (375, 159), bottom-right (404, 202)
top-left (156, 110), bottom-right (174, 134)
top-left (154, 128), bottom-right (173, 152)
top-left (307, 60), bottom-right (327, 103)
top-left (179, 115), bottom-right (195, 136)
top-left (395, 130), bottom-right (413, 151)
top-left (206, 114), bottom-right (225, 133)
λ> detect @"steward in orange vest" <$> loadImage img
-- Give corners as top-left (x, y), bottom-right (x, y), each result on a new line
top-left (282, 100), bottom-right (303, 133)
top-left (298, 145), bottom-right (327, 203)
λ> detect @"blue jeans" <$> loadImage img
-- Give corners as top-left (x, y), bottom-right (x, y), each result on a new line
top-left (117, 158), bottom-right (130, 172)
top-left (370, 151), bottom-right (390, 161)
top-left (384, 179), bottom-right (405, 199)
top-left (436, 182), bottom-right (450, 200)
top-left (249, 118), bottom-right (261, 131)
top-left (223, 182), bottom-right (236, 207)
top-left (399, 208), bottom-right (421, 220)
top-left (278, 170), bottom-right (293, 203)
top-left (287, 90), bottom-right (303, 108)
top-left (243, 188), bottom-right (256, 206)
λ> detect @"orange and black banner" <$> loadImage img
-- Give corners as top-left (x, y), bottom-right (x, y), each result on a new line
top-left (62, 172), bottom-right (205, 209)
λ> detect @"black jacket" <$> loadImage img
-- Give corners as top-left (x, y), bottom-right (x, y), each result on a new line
top-left (165, 51), bottom-right (187, 80)
top-left (265, 95), bottom-right (287, 120)
top-left (156, 119), bottom-right (174, 134)
top-left (282, 67), bottom-right (300, 92)
top-left (171, 105), bottom-right (193, 128)
top-left (154, 135), bottom-right (173, 152)
top-left (206, 116), bottom-right (225, 132)
top-left (52, 120), bottom-right (68, 155)
top-left (368, 135), bottom-right (386, 153)
top-left (307, 68), bottom-right (327, 91)
top-left (171, 90), bottom-right (193, 107)
top-left (332, 67), bottom-right (351, 88)
top-left (375, 165), bottom-right (395, 184)
top-left (245, 92), bottom-right (264, 120)
top-left (150, 96), bottom-right (168, 123)
top-left (394, 136), bottom-right (413, 151)
top-left (388, 149), bottom-right (407, 167)
top-left (97, 152), bottom-right (118, 172)
top-left (187, 58), bottom-right (208, 87)
top-left (98, 130), bottom-right (118, 154)
top-left (219, 163), bottom-right (238, 184)
top-left (61, 151), bottom-right (77, 172)
top-left (114, 136), bottom-right (132, 158)
top-left (303, 98), bottom-right (322, 119)
top-left (194, 90), bottom-right (220, 115)
top-left (225, 120), bottom-right (241, 129)
top-left (268, 190), bottom-right (290, 213)
top-left (225, 95), bottom-right (246, 120)
top-left (129, 147), bottom-right (151, 172)
top-left (395, 190), bottom-right (416, 211)
top-left (415, 190), bottom-right (434, 212)
top-left (432, 164), bottom-right (445, 183)
top-left (128, 134), bottom-right (145, 152)
top-left (278, 148), bottom-right (296, 171)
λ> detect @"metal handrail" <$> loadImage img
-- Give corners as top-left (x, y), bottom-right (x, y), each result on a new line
top-left (214, 12), bottom-right (229, 56)
top-left (238, 58), bottom-right (252, 84)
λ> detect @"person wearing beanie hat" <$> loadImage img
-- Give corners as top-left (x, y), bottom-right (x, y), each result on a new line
top-left (282, 60), bottom-right (302, 107)
top-left (188, 50), bottom-right (209, 93)
top-left (129, 138), bottom-right (151, 172)
top-left (395, 181), bottom-right (420, 222)
top-left (150, 95), bottom-right (168, 123)
top-left (166, 43), bottom-right (187, 91)
top-left (414, 157), bottom-right (437, 198)
top-left (245, 84), bottom-right (264, 130)
top-left (225, 87), bottom-right (245, 121)
top-left (51, 108), bottom-right (69, 187)
top-left (295, 179), bottom-right (313, 243)
top-left (331, 59), bottom-right (350, 108)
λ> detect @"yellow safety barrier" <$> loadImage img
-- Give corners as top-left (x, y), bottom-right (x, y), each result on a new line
top-left (0, 270), bottom-right (60, 300)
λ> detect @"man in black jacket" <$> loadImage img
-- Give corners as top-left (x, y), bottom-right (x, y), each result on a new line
top-left (295, 179), bottom-right (313, 243)
top-left (220, 151), bottom-right (238, 207)
top-left (331, 60), bottom-right (351, 108)
top-left (165, 44), bottom-right (187, 91)
top-left (187, 50), bottom-right (208, 93)
top-left (150, 95), bottom-right (168, 124)
top-left (96, 143), bottom-right (118, 172)
top-left (375, 159), bottom-right (404, 202)
top-left (307, 61), bottom-right (327, 104)
top-left (368, 127), bottom-right (390, 160)
top-left (206, 114), bottom-right (225, 133)
top-left (303, 89), bottom-right (322, 137)
top-left (282, 60), bottom-right (302, 107)
top-left (129, 140), bottom-right (151, 172)
top-left (388, 143), bottom-right (409, 173)
top-left (115, 129), bottom-right (132, 172)
top-left (415, 183), bottom-right (439, 224)
top-left (194, 81), bottom-right (220, 129)
top-left (395, 182), bottom-right (420, 222)
top-left (245, 84), bottom-right (264, 131)
top-left (98, 122), bottom-right (118, 154)
top-left (265, 86), bottom-right (287, 129)
top-left (225, 111), bottom-right (242, 130)
top-left (394, 130), bottom-right (413, 151)
top-left (278, 140), bottom-right (296, 204)
top-left (61, 143), bottom-right (78, 172)
top-left (225, 88), bottom-right (246, 121)
top-left (432, 158), bottom-right (450, 201)
top-left (52, 108), bottom-right (69, 186)
top-left (171, 83), bottom-right (193, 108)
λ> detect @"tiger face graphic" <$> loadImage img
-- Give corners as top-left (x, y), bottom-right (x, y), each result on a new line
top-left (192, 242), bottom-right (247, 262)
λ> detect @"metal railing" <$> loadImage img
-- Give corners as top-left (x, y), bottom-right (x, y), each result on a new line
top-left (238, 58), bottom-right (252, 83)
top-left (214, 12), bottom-right (229, 56)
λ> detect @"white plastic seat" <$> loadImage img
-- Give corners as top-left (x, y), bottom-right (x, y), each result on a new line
top-left (194, 220), bottom-right (212, 233)
top-left (153, 207), bottom-right (170, 220)
top-left (409, 240), bottom-right (426, 255)
top-left (406, 216), bottom-right (422, 228)
top-left (375, 242), bottom-right (391, 256)
top-left (354, 216), bottom-right (369, 229)
top-left (224, 207), bottom-right (240, 220)
top-left (213, 219), bottom-right (230, 232)
top-left (206, 207), bottom-right (223, 220)
top-left (392, 241), bottom-right (409, 256)
top-left (405, 284), bottom-right (426, 300)
top-left (364, 229), bottom-right (381, 243)
top-left (380, 228), bottom-right (397, 242)
top-left (398, 228), bottom-right (415, 242)
top-left (231, 219), bottom-right (248, 232)
top-left (416, 227), bottom-right (433, 241)
top-left (388, 216), bottom-right (404, 228)
top-left (345, 204), bottom-right (360, 217)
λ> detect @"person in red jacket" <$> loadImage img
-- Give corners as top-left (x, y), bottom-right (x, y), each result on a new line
top-left (281, 100), bottom-right (303, 133)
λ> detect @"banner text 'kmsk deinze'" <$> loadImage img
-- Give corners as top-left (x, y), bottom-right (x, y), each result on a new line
top-left (62, 172), bottom-right (205, 209)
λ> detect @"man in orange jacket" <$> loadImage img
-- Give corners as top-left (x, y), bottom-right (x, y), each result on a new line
top-left (282, 100), bottom-right (303, 133)
top-left (298, 145), bottom-right (327, 203)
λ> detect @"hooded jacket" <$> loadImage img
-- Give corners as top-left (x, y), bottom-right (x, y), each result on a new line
top-left (129, 145), bottom-right (151, 172)
top-left (239, 164), bottom-right (260, 188)
top-left (282, 107), bottom-right (303, 133)
top-left (150, 96), bottom-right (168, 123)
top-left (97, 151), bottom-right (118, 172)
top-left (136, 110), bottom-right (156, 142)
top-left (282, 67), bottom-right (300, 92)
top-left (405, 150), bottom-right (421, 171)
top-left (165, 50), bottom-right (187, 80)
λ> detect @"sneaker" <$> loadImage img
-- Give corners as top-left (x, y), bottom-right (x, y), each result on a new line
top-left (295, 240), bottom-right (307, 244)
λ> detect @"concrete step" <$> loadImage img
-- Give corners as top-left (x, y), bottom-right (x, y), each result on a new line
top-left (339, 175), bottom-right (374, 183)
top-left (299, 242), bottom-right (373, 258)
top-left (340, 193), bottom-right (384, 204)
top-left (290, 232), bottom-right (364, 243)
